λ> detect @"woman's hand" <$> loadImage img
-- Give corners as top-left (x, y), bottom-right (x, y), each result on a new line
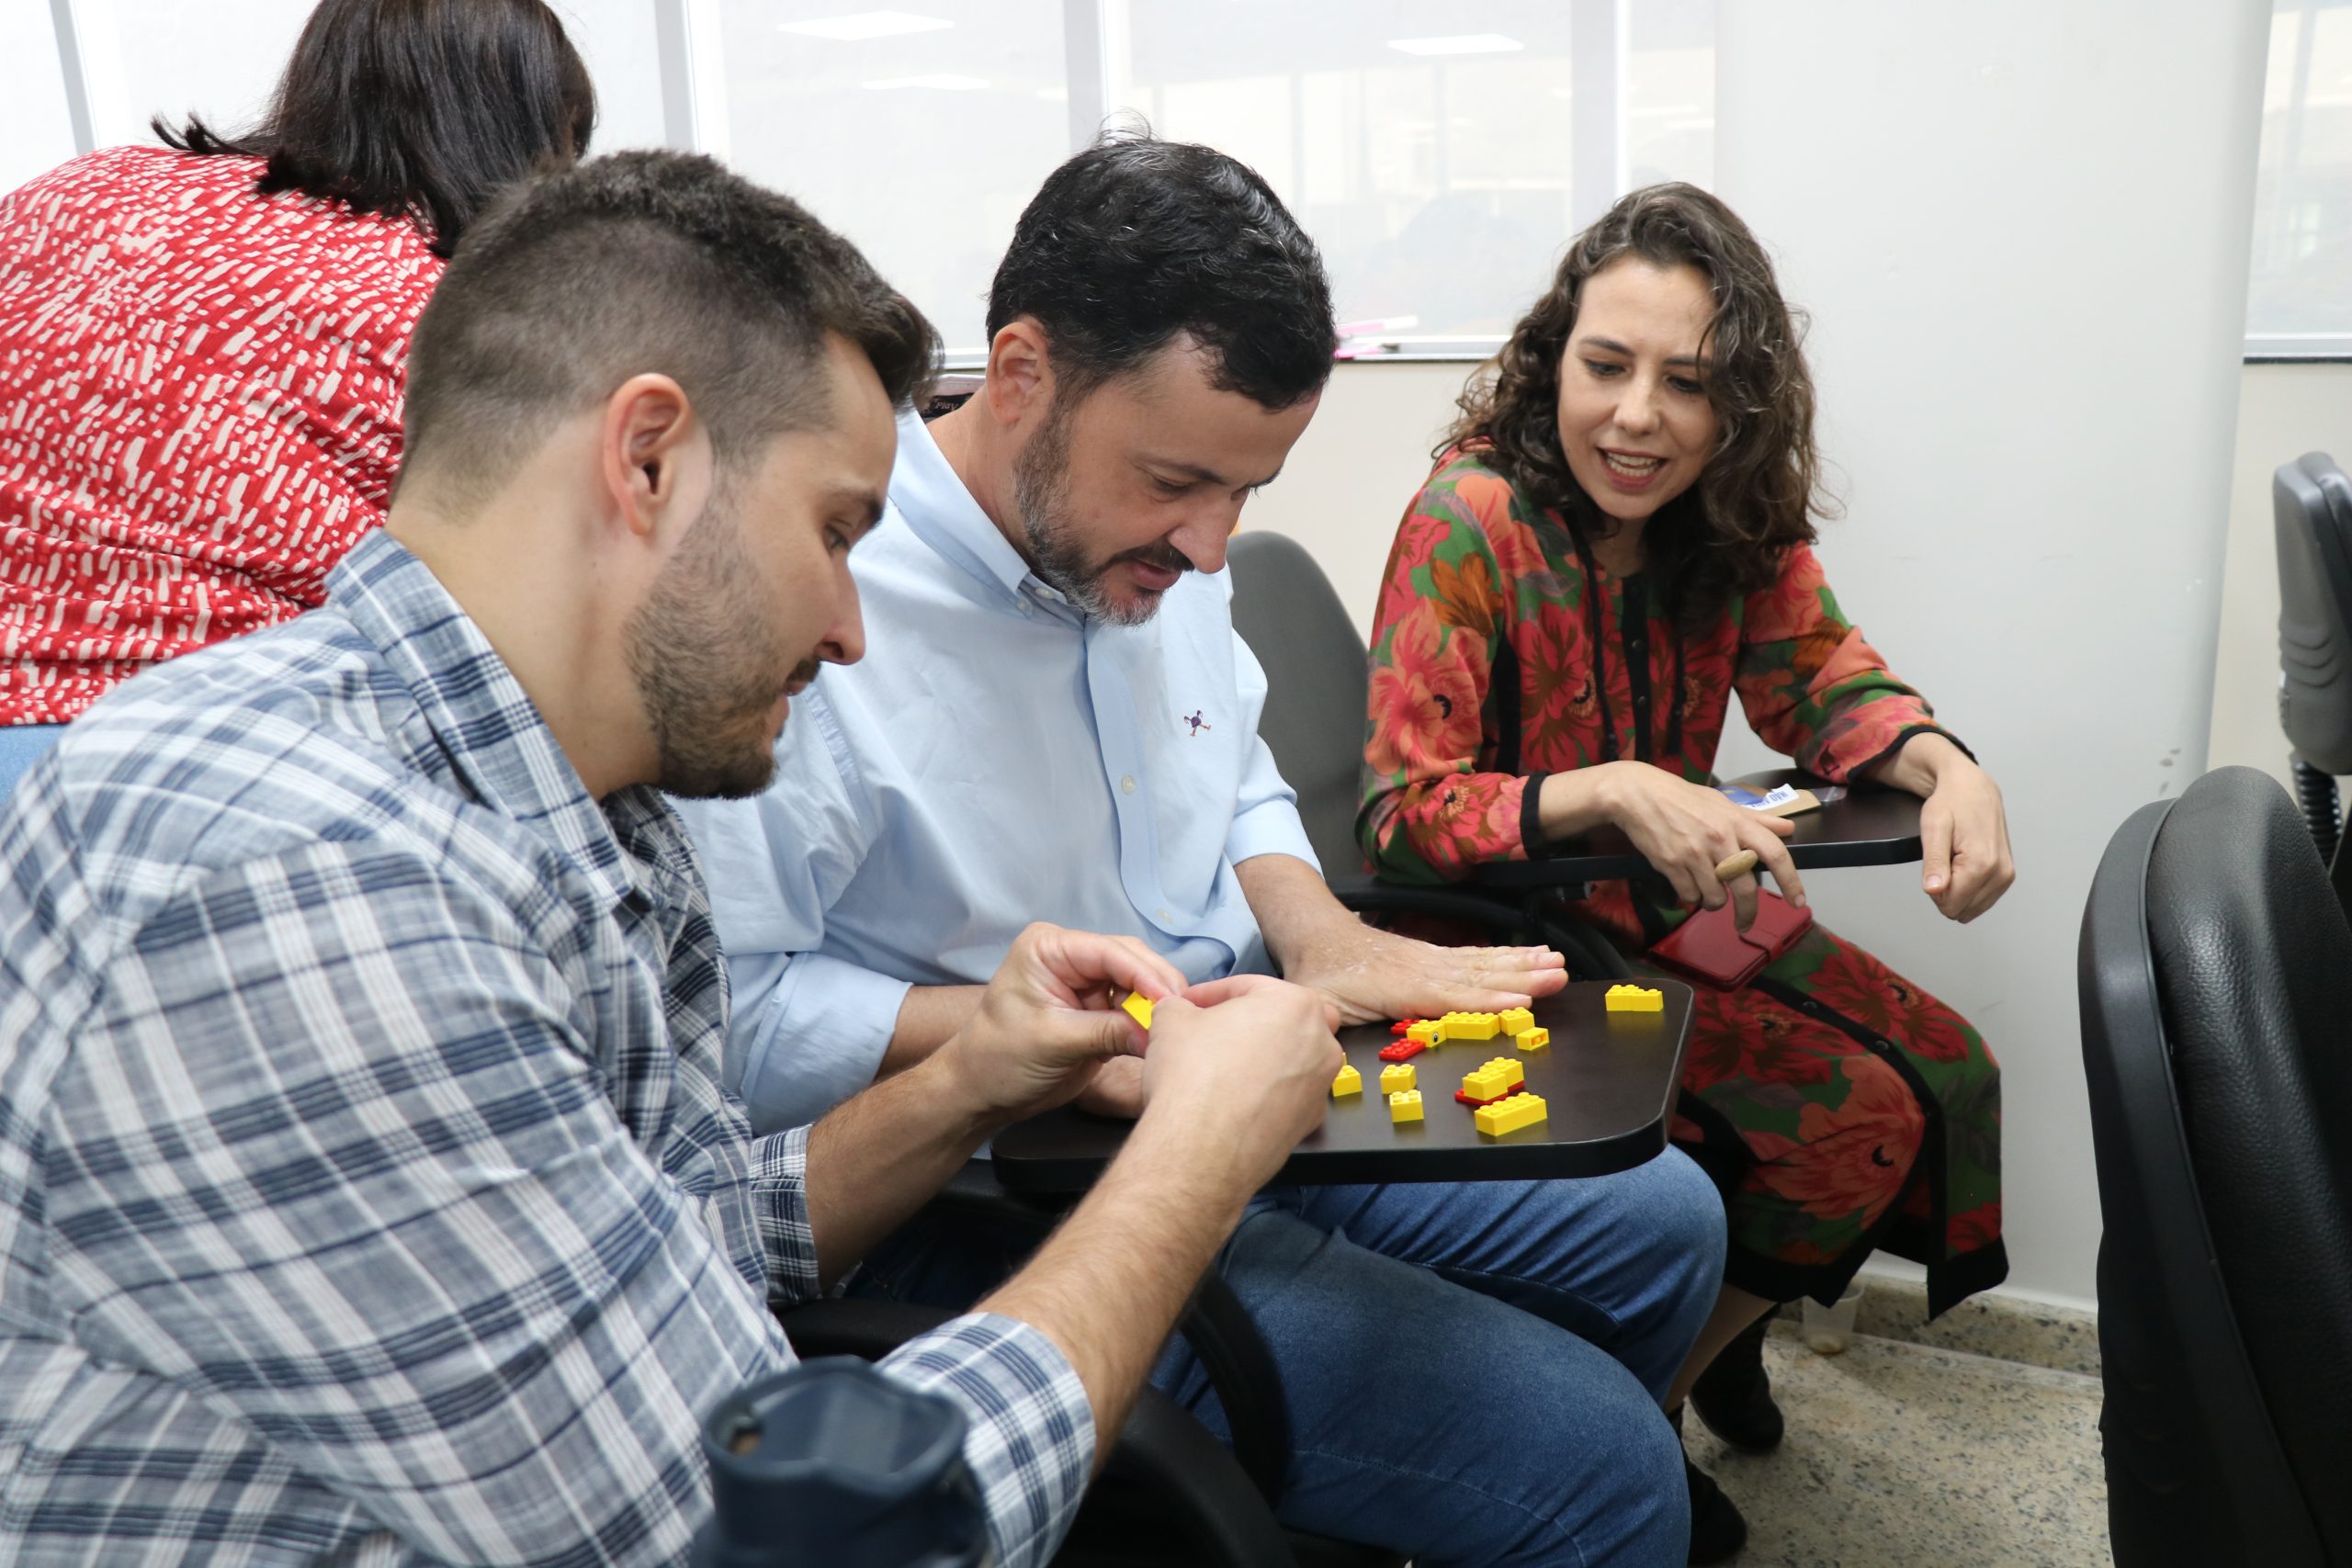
top-left (1873, 734), bottom-right (2015, 922)
top-left (1570, 762), bottom-right (1807, 931)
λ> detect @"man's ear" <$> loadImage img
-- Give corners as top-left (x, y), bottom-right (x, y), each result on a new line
top-left (983, 318), bottom-right (1056, 431)
top-left (600, 373), bottom-right (706, 542)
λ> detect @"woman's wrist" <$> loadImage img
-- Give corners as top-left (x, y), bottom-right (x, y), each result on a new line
top-left (1536, 762), bottom-right (1625, 840)
top-left (1877, 731), bottom-right (1967, 797)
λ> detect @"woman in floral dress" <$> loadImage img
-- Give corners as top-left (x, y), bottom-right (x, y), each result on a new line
top-left (1357, 184), bottom-right (2015, 1562)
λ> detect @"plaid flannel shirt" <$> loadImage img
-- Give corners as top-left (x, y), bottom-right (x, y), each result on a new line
top-left (0, 529), bottom-right (1092, 1566)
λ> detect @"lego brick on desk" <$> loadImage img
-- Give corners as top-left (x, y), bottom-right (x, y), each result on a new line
top-left (1332, 1062), bottom-right (1363, 1098)
top-left (1390, 1019), bottom-right (1422, 1036)
top-left (1498, 1006), bottom-right (1535, 1035)
top-left (1406, 1020), bottom-right (1442, 1045)
top-left (1442, 1010), bottom-right (1500, 1041)
top-left (1378, 1039), bottom-right (1427, 1063)
top-left (1512, 1026), bottom-right (1550, 1051)
top-left (1458, 1056), bottom-right (1525, 1102)
top-left (1379, 1062), bottom-right (1417, 1095)
top-left (1388, 1089), bottom-right (1424, 1123)
top-left (1604, 985), bottom-right (1663, 1013)
top-left (1475, 1092), bottom-right (1549, 1136)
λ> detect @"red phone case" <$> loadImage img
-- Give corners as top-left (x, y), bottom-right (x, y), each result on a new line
top-left (1646, 891), bottom-right (1815, 991)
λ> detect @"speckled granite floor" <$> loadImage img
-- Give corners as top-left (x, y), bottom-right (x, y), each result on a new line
top-left (1682, 1332), bottom-right (2111, 1568)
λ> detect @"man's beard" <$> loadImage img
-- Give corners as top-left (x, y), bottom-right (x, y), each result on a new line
top-left (622, 491), bottom-right (804, 801)
top-left (1012, 398), bottom-right (1192, 626)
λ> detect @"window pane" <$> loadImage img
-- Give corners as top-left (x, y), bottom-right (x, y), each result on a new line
top-left (1117, 0), bottom-right (1714, 344)
top-left (717, 2), bottom-right (1074, 354)
top-left (2248, 0), bottom-right (2352, 345)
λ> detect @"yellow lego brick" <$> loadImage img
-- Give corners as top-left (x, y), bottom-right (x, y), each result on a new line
top-left (1331, 1062), bottom-right (1363, 1098)
top-left (1379, 1062), bottom-right (1417, 1095)
top-left (1604, 985), bottom-right (1664, 1013)
top-left (1460, 1056), bottom-right (1525, 1100)
top-left (1121, 991), bottom-right (1155, 1029)
top-left (1406, 1020), bottom-right (1442, 1045)
top-left (1389, 1089), bottom-right (1424, 1123)
top-left (1446, 1011), bottom-right (1501, 1041)
top-left (1498, 1006), bottom-right (1535, 1035)
top-left (1513, 1026), bottom-right (1550, 1052)
top-left (1475, 1091), bottom-right (1549, 1136)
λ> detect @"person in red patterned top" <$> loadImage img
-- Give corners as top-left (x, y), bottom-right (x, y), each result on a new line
top-left (0, 0), bottom-right (594, 793)
top-left (1358, 185), bottom-right (2018, 1563)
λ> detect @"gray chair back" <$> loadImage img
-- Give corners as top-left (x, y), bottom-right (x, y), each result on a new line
top-left (2276, 454), bottom-right (2352, 775)
top-left (2078, 766), bottom-right (2352, 1567)
top-left (1227, 530), bottom-right (1372, 876)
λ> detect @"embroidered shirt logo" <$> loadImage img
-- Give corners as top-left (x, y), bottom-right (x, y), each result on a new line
top-left (1184, 710), bottom-right (1212, 737)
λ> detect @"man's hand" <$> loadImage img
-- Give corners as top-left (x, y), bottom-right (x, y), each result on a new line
top-left (1235, 852), bottom-right (1566, 1025)
top-left (1281, 919), bottom-right (1568, 1027)
top-left (1132, 974), bottom-right (1340, 1186)
top-left (934, 923), bottom-right (1189, 1126)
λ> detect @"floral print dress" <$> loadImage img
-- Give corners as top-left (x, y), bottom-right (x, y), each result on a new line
top-left (1359, 448), bottom-right (2004, 1314)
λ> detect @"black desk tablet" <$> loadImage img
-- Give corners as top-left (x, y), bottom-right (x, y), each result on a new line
top-left (990, 980), bottom-right (1693, 1193)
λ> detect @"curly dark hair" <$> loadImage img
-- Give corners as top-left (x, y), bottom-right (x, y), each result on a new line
top-left (1443, 182), bottom-right (1829, 624)
top-left (987, 128), bottom-right (1336, 410)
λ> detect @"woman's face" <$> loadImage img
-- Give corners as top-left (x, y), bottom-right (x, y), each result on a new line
top-left (1555, 256), bottom-right (1720, 526)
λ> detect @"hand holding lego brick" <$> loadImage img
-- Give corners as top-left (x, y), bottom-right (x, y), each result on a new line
top-left (937, 921), bottom-right (1191, 1123)
top-left (1134, 975), bottom-right (1341, 1187)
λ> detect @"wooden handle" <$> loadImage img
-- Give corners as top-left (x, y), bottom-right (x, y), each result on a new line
top-left (1714, 849), bottom-right (1760, 883)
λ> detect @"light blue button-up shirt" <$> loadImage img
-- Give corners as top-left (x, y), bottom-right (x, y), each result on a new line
top-left (673, 410), bottom-right (1317, 1134)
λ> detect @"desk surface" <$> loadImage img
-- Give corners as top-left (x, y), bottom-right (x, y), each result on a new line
top-left (990, 981), bottom-right (1693, 1193)
top-left (1471, 768), bottom-right (1925, 891)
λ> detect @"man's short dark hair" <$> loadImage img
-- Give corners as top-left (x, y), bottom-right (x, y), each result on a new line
top-left (401, 151), bottom-right (938, 502)
top-left (986, 131), bottom-right (1336, 410)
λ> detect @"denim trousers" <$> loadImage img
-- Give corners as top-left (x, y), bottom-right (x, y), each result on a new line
top-left (851, 1147), bottom-right (1725, 1568)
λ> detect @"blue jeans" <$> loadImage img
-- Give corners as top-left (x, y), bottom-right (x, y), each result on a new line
top-left (853, 1150), bottom-right (1724, 1567)
top-left (0, 725), bottom-right (63, 803)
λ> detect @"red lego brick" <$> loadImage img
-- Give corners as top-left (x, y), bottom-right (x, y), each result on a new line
top-left (1378, 1040), bottom-right (1427, 1063)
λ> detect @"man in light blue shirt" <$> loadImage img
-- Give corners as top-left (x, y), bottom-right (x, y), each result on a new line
top-left (676, 136), bottom-right (1728, 1565)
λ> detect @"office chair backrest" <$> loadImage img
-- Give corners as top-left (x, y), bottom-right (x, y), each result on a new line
top-left (2275, 453), bottom-right (2352, 776)
top-left (2078, 766), bottom-right (2352, 1568)
top-left (1227, 530), bottom-right (1372, 875)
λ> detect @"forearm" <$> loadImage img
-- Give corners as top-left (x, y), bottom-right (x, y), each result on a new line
top-left (977, 1115), bottom-right (1254, 1462)
top-left (1235, 852), bottom-right (1349, 972)
top-left (879, 984), bottom-right (987, 1077)
top-left (803, 1054), bottom-right (998, 1288)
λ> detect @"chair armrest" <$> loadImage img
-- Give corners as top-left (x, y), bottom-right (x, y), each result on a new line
top-left (775, 1298), bottom-right (1299, 1568)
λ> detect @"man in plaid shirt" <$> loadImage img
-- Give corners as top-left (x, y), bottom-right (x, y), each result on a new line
top-left (0, 152), bottom-right (1343, 1566)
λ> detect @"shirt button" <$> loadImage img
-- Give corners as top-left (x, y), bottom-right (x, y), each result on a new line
top-left (1120, 775), bottom-right (1136, 795)
top-left (1158, 908), bottom-right (1174, 922)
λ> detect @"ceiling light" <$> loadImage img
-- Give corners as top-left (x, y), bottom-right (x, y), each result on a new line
top-left (779, 11), bottom-right (953, 41)
top-left (860, 73), bottom-right (989, 91)
top-left (1387, 33), bottom-right (1524, 57)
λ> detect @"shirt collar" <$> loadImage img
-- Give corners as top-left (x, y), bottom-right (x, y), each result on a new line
top-left (326, 528), bottom-right (650, 911)
top-left (888, 408), bottom-right (1057, 611)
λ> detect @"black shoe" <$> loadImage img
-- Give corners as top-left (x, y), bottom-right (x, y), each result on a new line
top-left (1690, 1305), bottom-right (1785, 1454)
top-left (1669, 1406), bottom-right (1748, 1565)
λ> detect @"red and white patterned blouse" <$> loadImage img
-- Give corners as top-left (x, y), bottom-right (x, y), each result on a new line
top-left (0, 145), bottom-right (443, 725)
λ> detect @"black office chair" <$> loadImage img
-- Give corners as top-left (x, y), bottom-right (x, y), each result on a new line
top-left (2274, 452), bottom-right (2352, 916)
top-left (2077, 766), bottom-right (2352, 1567)
top-left (1227, 528), bottom-right (1625, 977)
top-left (784, 1162), bottom-right (1405, 1568)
